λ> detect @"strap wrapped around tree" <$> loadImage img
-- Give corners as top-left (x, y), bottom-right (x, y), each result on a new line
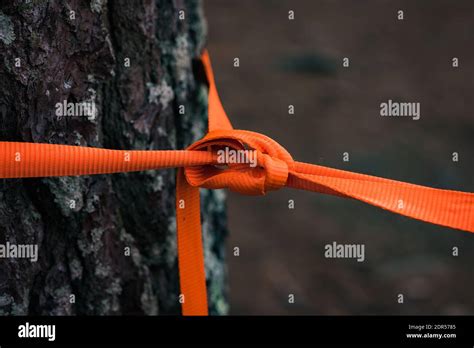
top-left (1, 50), bottom-right (473, 315)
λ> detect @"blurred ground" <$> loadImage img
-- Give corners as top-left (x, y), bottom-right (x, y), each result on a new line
top-left (203, 0), bottom-right (474, 315)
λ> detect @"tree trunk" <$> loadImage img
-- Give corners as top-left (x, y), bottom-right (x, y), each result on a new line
top-left (0, 0), bottom-right (228, 315)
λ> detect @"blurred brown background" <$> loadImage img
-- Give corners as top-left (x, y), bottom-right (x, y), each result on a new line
top-left (203, 0), bottom-right (474, 314)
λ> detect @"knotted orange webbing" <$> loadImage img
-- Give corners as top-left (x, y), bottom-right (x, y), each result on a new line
top-left (0, 50), bottom-right (473, 316)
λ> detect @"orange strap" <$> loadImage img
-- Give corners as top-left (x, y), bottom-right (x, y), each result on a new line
top-left (0, 50), bottom-right (473, 316)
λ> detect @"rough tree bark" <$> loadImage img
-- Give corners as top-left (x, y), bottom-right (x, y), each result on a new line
top-left (0, 0), bottom-right (228, 315)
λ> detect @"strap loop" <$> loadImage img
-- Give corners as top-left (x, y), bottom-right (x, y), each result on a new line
top-left (184, 129), bottom-right (292, 195)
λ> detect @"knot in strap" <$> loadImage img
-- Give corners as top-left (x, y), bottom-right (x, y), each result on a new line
top-left (184, 129), bottom-right (294, 195)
